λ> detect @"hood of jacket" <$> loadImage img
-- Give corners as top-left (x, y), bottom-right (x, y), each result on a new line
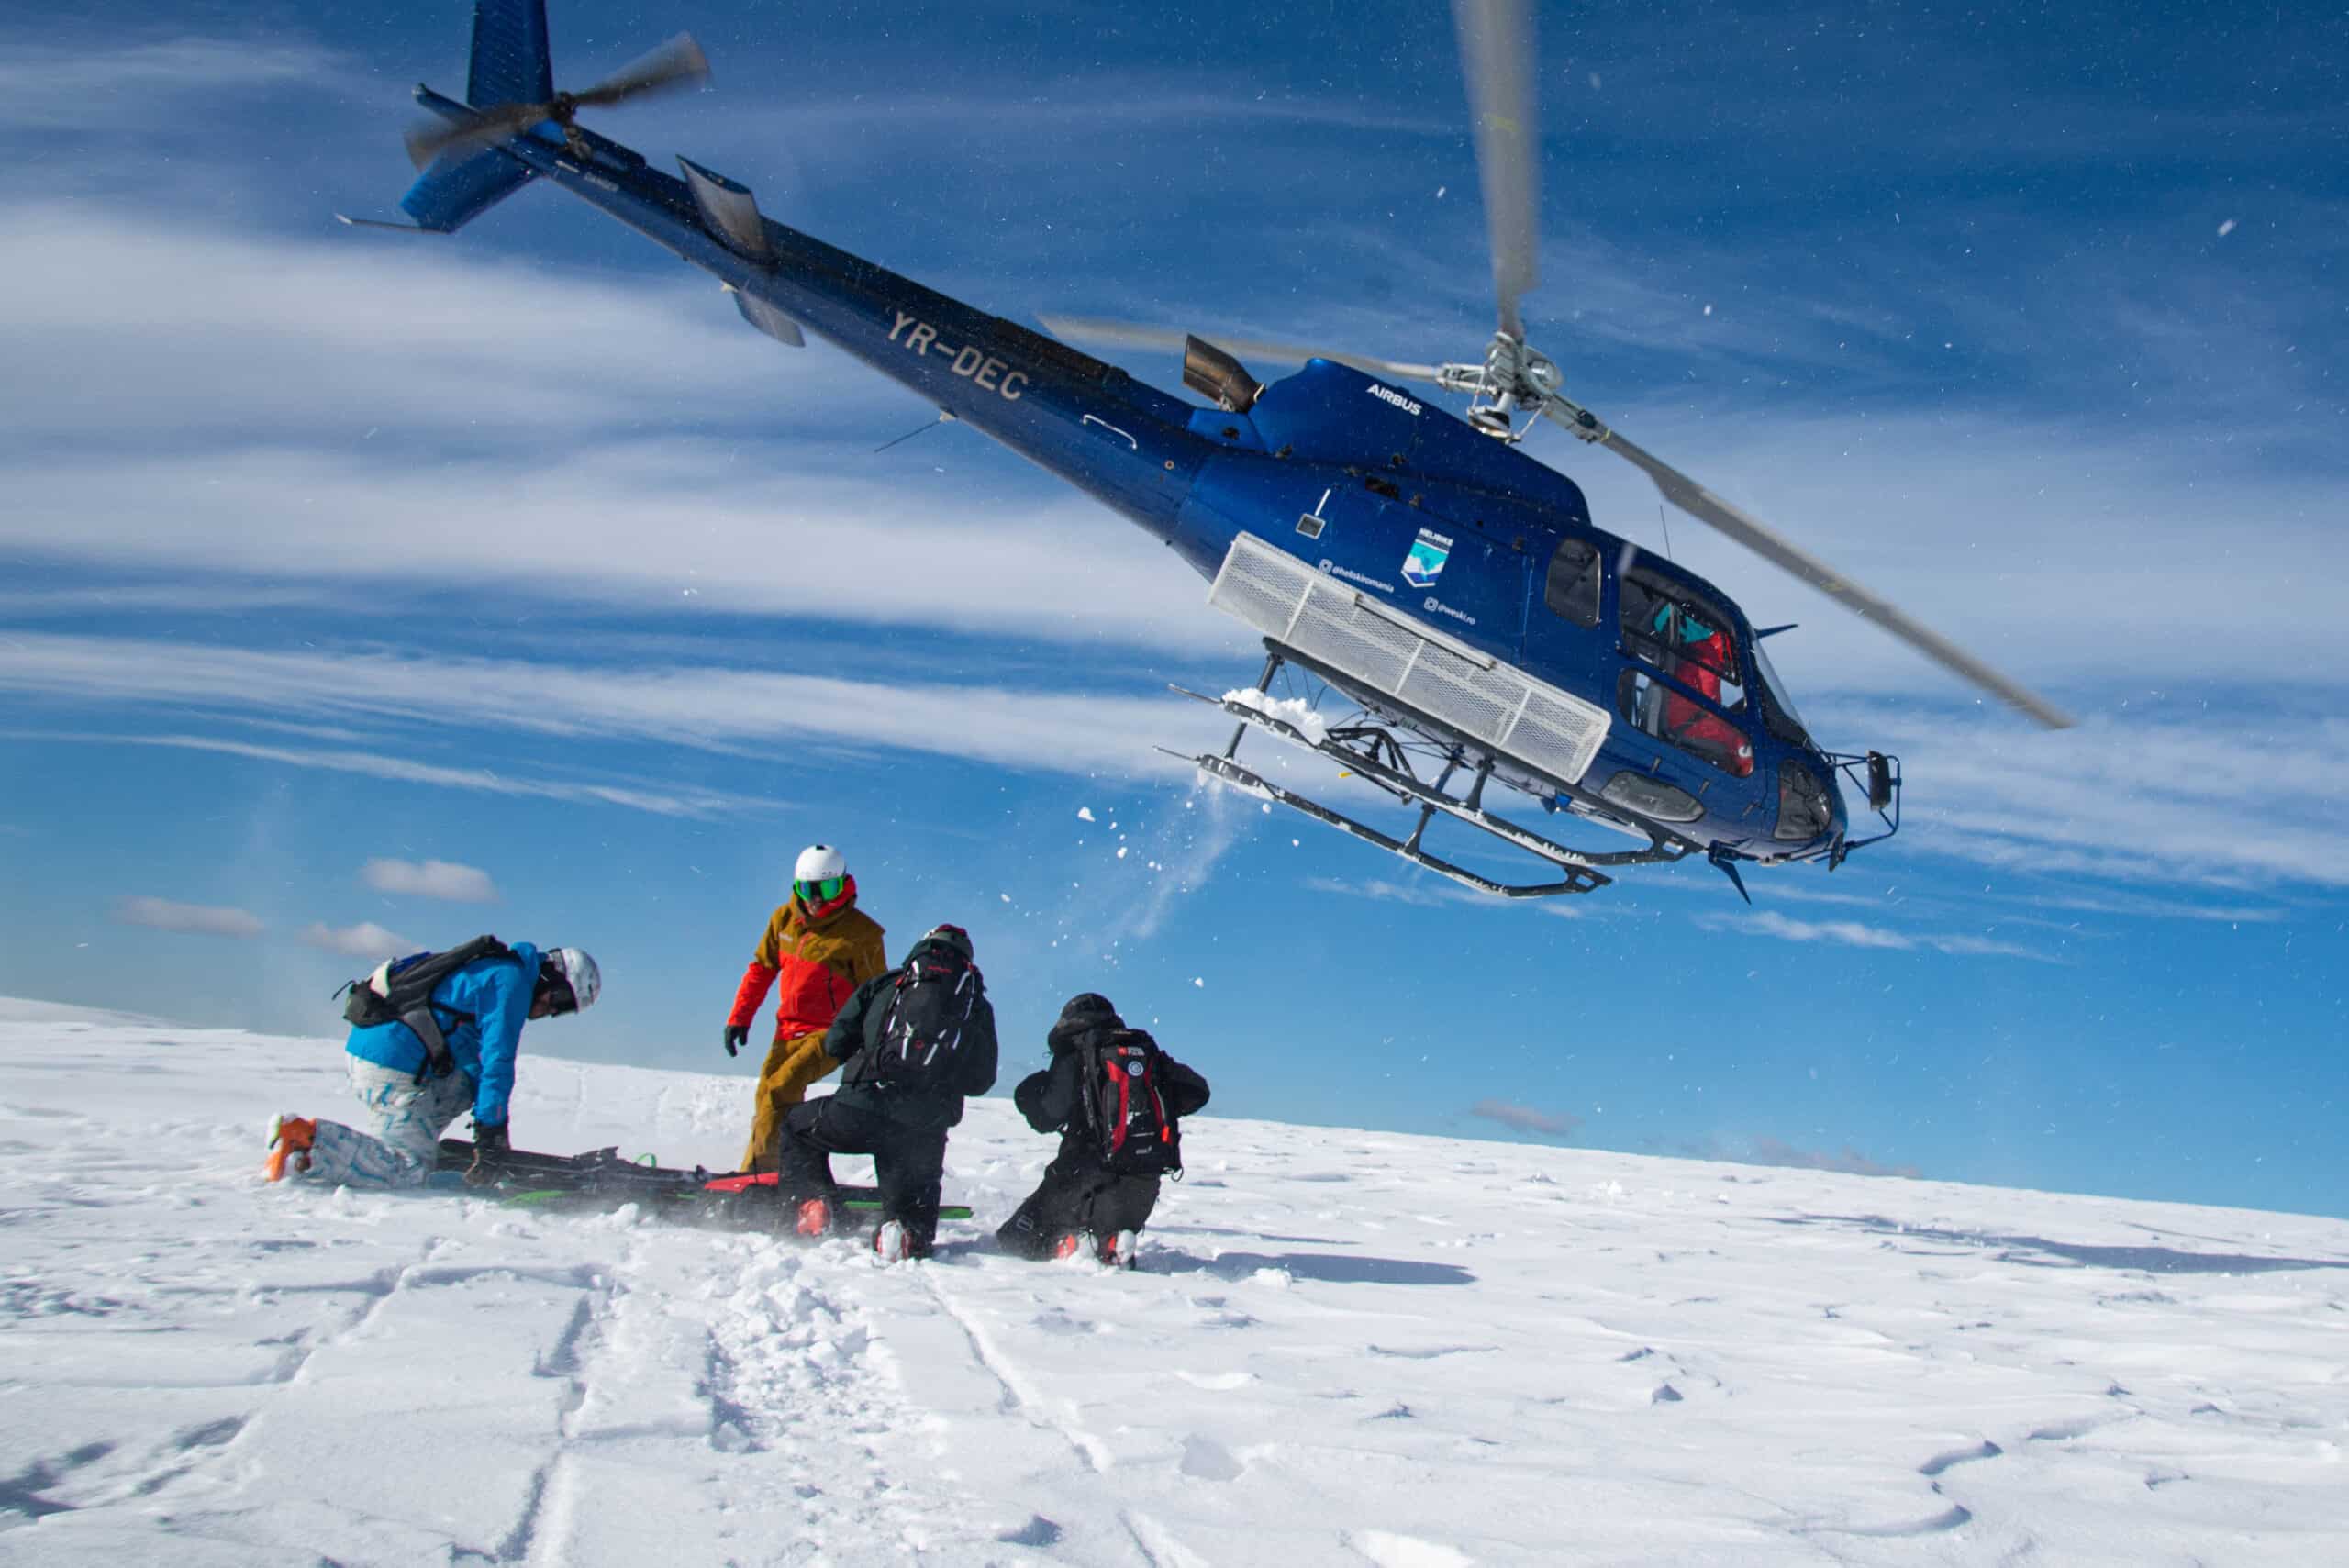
top-left (1047, 992), bottom-right (1123, 1055)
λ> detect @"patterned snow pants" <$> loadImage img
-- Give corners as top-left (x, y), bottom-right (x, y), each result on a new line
top-left (296, 1056), bottom-right (478, 1189)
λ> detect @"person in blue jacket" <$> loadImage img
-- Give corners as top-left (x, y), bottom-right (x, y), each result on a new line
top-left (264, 942), bottom-right (600, 1188)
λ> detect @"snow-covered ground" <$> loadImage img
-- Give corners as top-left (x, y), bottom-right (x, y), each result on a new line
top-left (2, 999), bottom-right (2344, 1566)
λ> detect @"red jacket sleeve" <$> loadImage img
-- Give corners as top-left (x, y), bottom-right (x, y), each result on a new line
top-left (728, 962), bottom-right (779, 1030)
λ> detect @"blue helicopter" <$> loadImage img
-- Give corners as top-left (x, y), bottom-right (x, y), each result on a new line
top-left (352, 0), bottom-right (2069, 901)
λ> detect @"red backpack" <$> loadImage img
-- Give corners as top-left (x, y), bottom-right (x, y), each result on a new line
top-left (1081, 1029), bottom-right (1182, 1175)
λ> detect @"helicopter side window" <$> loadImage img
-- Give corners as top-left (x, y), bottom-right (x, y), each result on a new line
top-left (1620, 568), bottom-right (1744, 705)
top-left (1543, 538), bottom-right (1600, 628)
top-left (1617, 568), bottom-right (1753, 777)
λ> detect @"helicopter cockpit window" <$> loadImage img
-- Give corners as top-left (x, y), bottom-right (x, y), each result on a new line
top-left (1752, 637), bottom-right (1813, 747)
top-left (1618, 567), bottom-right (1753, 777)
top-left (1543, 538), bottom-right (1600, 628)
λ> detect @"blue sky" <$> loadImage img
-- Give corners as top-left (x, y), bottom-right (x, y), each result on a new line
top-left (2, 1), bottom-right (2343, 1216)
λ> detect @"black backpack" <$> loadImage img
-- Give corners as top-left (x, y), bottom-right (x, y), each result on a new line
top-left (865, 946), bottom-right (984, 1090)
top-left (1082, 1029), bottom-right (1182, 1176)
top-left (338, 935), bottom-right (515, 1077)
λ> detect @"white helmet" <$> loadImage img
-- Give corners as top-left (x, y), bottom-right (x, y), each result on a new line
top-left (542, 947), bottom-right (601, 1013)
top-left (795, 844), bottom-right (846, 883)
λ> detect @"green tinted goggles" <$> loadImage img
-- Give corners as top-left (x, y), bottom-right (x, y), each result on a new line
top-left (795, 874), bottom-right (848, 905)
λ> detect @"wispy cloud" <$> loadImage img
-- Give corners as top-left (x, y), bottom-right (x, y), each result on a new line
top-left (0, 206), bottom-right (1232, 656)
top-left (362, 858), bottom-right (498, 904)
top-left (114, 895), bottom-right (262, 938)
top-left (2010, 890), bottom-right (2293, 925)
top-left (6, 731), bottom-right (764, 818)
top-left (1703, 908), bottom-right (2055, 962)
top-left (0, 38), bottom-right (345, 129)
top-left (1807, 699), bottom-right (2349, 893)
top-left (1303, 873), bottom-right (1589, 918)
top-left (298, 920), bottom-right (415, 960)
top-left (0, 635), bottom-right (1229, 787)
top-left (1470, 1099), bottom-right (1582, 1139)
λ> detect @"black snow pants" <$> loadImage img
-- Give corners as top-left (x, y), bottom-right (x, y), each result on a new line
top-left (996, 1156), bottom-right (1163, 1261)
top-left (775, 1093), bottom-right (949, 1255)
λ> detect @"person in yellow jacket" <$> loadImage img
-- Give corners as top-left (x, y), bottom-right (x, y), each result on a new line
top-left (723, 844), bottom-right (888, 1171)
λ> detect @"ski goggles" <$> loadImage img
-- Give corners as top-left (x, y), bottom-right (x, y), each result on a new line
top-left (536, 971), bottom-right (579, 1017)
top-left (795, 874), bottom-right (848, 906)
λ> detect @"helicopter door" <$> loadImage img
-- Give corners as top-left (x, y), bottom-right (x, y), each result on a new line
top-left (1516, 533), bottom-right (1613, 692)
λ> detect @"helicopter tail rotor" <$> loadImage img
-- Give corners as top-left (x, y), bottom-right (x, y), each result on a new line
top-left (405, 29), bottom-right (710, 171)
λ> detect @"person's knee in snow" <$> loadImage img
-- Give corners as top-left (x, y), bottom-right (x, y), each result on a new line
top-left (268, 940), bottom-right (598, 1187)
top-left (1002, 992), bottom-right (1210, 1263)
top-left (809, 923), bottom-right (996, 1259)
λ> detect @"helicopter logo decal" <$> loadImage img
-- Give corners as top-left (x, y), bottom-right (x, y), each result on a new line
top-left (1400, 528), bottom-right (1453, 589)
top-left (1367, 384), bottom-right (1423, 417)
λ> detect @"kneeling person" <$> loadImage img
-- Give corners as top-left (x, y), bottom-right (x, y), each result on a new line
top-left (265, 939), bottom-right (599, 1188)
top-left (776, 925), bottom-right (996, 1261)
top-left (997, 993), bottom-right (1209, 1268)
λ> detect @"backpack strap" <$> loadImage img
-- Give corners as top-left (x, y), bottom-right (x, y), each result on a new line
top-left (399, 1005), bottom-right (457, 1082)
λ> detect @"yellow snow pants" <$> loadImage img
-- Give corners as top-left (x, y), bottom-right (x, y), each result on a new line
top-left (741, 1030), bottom-right (841, 1172)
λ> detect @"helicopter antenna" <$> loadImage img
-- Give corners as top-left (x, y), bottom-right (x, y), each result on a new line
top-left (872, 409), bottom-right (956, 455)
top-left (1658, 503), bottom-right (1675, 562)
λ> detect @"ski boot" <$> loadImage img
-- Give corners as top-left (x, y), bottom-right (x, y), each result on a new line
top-left (874, 1219), bottom-right (909, 1264)
top-left (262, 1115), bottom-right (316, 1183)
top-left (1101, 1229), bottom-right (1139, 1270)
top-left (1052, 1230), bottom-right (1090, 1262)
top-left (794, 1196), bottom-right (832, 1238)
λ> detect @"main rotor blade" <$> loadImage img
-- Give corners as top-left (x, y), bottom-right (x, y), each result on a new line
top-left (405, 101), bottom-right (541, 170)
top-left (1551, 404), bottom-right (2075, 728)
top-left (571, 32), bottom-right (711, 110)
top-left (1452, 0), bottom-right (1540, 339)
top-left (1037, 315), bottom-right (1443, 384)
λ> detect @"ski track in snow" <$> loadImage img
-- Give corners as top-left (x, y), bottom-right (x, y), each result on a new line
top-left (3, 1001), bottom-right (2348, 1565)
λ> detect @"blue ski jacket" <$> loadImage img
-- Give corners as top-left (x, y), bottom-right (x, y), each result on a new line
top-left (345, 942), bottom-right (540, 1129)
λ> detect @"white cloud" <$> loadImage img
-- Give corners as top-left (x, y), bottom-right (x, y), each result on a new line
top-left (361, 858), bottom-right (498, 904)
top-left (298, 920), bottom-right (416, 960)
top-left (114, 895), bottom-right (262, 938)
top-left (1820, 700), bottom-right (2349, 892)
top-left (6, 730), bottom-right (764, 818)
top-left (1705, 908), bottom-right (2055, 962)
top-left (0, 39), bottom-right (345, 129)
top-left (0, 206), bottom-right (1234, 656)
top-left (0, 634), bottom-right (1228, 787)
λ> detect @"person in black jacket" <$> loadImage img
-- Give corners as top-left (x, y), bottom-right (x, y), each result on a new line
top-left (997, 992), bottom-right (1209, 1267)
top-left (774, 924), bottom-right (997, 1261)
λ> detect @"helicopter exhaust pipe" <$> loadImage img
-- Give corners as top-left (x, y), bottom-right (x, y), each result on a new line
top-left (1183, 336), bottom-right (1264, 413)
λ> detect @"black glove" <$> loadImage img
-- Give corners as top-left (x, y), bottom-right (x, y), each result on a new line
top-left (723, 1024), bottom-right (748, 1058)
top-left (464, 1120), bottom-right (511, 1186)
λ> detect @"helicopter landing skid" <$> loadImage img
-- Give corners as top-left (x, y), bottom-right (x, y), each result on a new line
top-left (1183, 751), bottom-right (1607, 899)
top-left (1168, 680), bottom-right (1685, 898)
